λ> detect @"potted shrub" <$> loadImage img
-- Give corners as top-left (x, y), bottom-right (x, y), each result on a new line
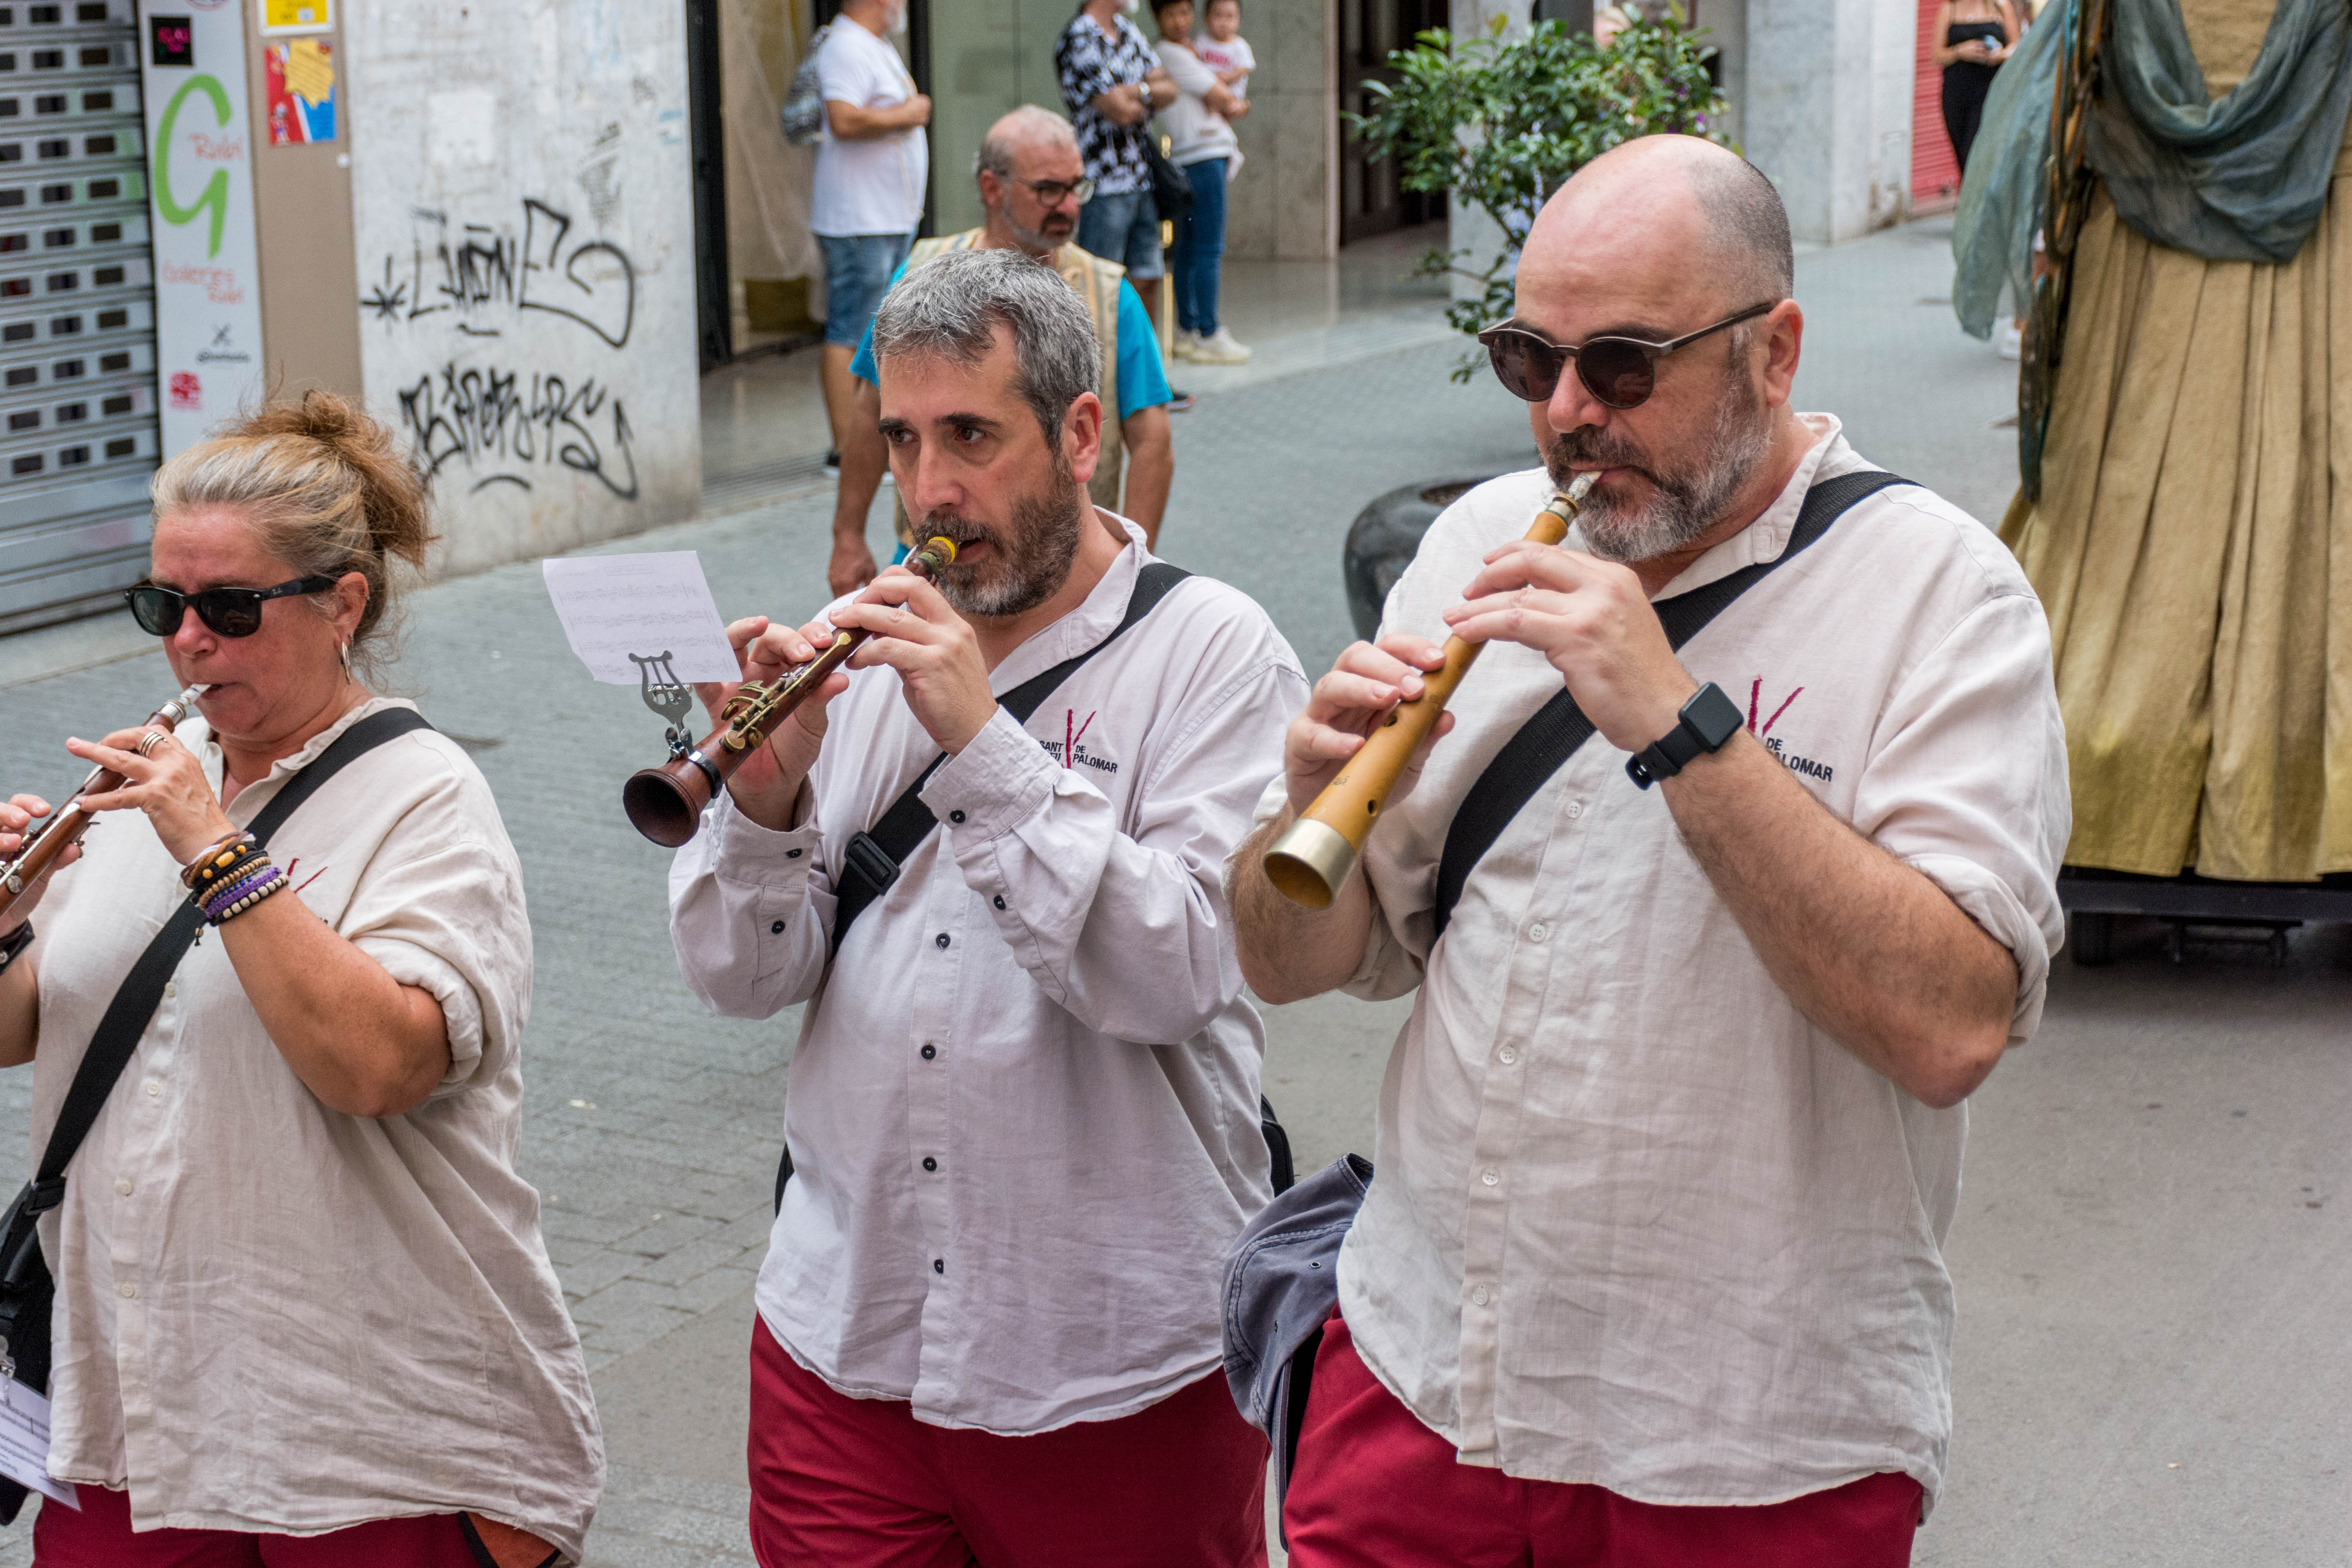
top-left (1342, 9), bottom-right (1734, 634)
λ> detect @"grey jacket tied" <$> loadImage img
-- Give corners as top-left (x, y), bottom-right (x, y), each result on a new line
top-left (1221, 1152), bottom-right (1372, 1512)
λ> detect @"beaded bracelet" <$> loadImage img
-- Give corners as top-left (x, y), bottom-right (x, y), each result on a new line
top-left (200, 861), bottom-right (287, 926)
top-left (181, 832), bottom-right (260, 893)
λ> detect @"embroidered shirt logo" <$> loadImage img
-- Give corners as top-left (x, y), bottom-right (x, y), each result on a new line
top-left (1748, 677), bottom-right (1834, 785)
top-left (1040, 708), bottom-right (1119, 775)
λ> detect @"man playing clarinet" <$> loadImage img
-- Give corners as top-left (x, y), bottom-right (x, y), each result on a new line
top-left (669, 247), bottom-right (1304, 1566)
top-left (1230, 134), bottom-right (2070, 1564)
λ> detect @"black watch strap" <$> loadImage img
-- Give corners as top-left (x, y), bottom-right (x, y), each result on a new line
top-left (1627, 682), bottom-right (1744, 789)
top-left (0, 922), bottom-right (29, 978)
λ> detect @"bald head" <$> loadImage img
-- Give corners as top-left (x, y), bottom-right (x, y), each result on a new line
top-left (976, 105), bottom-right (1079, 182)
top-left (1532, 135), bottom-right (1791, 309)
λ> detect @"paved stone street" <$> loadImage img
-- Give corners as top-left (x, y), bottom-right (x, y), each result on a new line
top-left (0, 218), bottom-right (2345, 1565)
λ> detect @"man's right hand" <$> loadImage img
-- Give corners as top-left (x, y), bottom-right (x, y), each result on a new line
top-left (1284, 635), bottom-right (1454, 815)
top-left (900, 92), bottom-right (932, 128)
top-left (697, 616), bottom-right (851, 830)
top-left (829, 534), bottom-right (879, 597)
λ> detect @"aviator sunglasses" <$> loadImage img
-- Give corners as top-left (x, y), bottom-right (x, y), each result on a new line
top-left (125, 575), bottom-right (340, 638)
top-left (1478, 301), bottom-right (1779, 409)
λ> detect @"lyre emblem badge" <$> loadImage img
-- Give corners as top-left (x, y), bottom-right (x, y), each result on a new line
top-left (630, 650), bottom-right (695, 758)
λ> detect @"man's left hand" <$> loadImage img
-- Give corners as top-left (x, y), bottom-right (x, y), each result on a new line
top-left (1443, 541), bottom-right (1697, 754)
top-left (828, 568), bottom-right (999, 753)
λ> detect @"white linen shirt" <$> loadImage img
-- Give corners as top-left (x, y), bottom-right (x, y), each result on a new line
top-left (1293, 419), bottom-right (2069, 1511)
top-left (27, 699), bottom-right (601, 1558)
top-left (670, 518), bottom-right (1307, 1434)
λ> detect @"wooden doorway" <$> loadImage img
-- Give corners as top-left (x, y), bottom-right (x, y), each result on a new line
top-left (1339, 0), bottom-right (1448, 245)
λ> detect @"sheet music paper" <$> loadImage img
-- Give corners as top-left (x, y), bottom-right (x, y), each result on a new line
top-left (541, 552), bottom-right (740, 684)
top-left (0, 1380), bottom-right (78, 1508)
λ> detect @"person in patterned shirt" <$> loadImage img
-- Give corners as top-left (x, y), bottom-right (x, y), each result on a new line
top-left (1057, 0), bottom-right (1175, 332)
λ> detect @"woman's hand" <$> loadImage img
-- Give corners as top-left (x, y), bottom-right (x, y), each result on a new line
top-left (0, 792), bottom-right (74, 929)
top-left (68, 730), bottom-right (235, 866)
top-left (697, 614), bottom-right (850, 830)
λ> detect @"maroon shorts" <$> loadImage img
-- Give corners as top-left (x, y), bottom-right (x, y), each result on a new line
top-left (747, 1314), bottom-right (1269, 1568)
top-left (30, 1479), bottom-right (553, 1567)
top-left (1284, 1312), bottom-right (1924, 1568)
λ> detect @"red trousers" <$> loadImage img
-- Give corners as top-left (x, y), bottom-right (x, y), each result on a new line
top-left (747, 1314), bottom-right (1268, 1568)
top-left (1284, 1312), bottom-right (1923, 1568)
top-left (29, 1480), bottom-right (548, 1566)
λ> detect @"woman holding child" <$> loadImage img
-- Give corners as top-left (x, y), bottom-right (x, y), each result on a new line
top-left (1154, 0), bottom-right (1255, 365)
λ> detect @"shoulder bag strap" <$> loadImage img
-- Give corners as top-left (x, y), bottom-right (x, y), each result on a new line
top-left (827, 561), bottom-right (1192, 957)
top-left (25, 706), bottom-right (434, 1204)
top-left (775, 564), bottom-right (1191, 1212)
top-left (1429, 471), bottom-right (1911, 941)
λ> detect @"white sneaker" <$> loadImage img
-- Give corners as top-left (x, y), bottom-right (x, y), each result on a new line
top-left (1190, 326), bottom-right (1252, 365)
top-left (1171, 328), bottom-right (1202, 362)
top-left (1997, 320), bottom-right (2023, 361)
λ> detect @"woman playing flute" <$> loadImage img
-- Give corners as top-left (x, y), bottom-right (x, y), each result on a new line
top-left (0, 394), bottom-right (598, 1566)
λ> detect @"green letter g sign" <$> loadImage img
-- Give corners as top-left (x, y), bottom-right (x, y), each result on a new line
top-left (154, 75), bottom-right (232, 259)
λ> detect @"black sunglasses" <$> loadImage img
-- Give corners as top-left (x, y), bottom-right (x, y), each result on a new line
top-left (126, 575), bottom-right (339, 638)
top-left (1478, 302), bottom-right (1779, 409)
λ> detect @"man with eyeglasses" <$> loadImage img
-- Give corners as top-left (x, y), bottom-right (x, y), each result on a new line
top-left (1228, 133), bottom-right (2069, 1563)
top-left (828, 105), bottom-right (1175, 596)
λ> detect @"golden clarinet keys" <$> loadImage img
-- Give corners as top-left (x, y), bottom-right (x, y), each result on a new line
top-left (622, 536), bottom-right (960, 848)
top-left (1262, 474), bottom-right (1599, 908)
top-left (0, 683), bottom-right (207, 916)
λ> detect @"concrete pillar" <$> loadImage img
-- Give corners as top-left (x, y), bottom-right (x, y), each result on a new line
top-left (1224, 0), bottom-right (1339, 261)
top-left (344, 0), bottom-right (703, 577)
top-left (1446, 1), bottom-right (1529, 305)
top-left (1742, 0), bottom-right (1915, 244)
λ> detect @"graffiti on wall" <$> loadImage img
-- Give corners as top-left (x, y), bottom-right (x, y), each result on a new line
top-left (365, 196), bottom-right (636, 347)
top-left (397, 362), bottom-right (638, 501)
top-left (367, 193), bottom-right (641, 496)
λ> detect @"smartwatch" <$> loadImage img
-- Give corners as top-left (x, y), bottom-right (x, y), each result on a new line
top-left (1626, 682), bottom-right (1744, 789)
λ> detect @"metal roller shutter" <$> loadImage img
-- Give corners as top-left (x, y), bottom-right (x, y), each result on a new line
top-left (0, 0), bottom-right (157, 635)
top-left (1912, 0), bottom-right (1962, 212)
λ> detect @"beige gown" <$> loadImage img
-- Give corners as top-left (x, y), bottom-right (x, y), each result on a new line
top-left (1999, 0), bottom-right (2352, 881)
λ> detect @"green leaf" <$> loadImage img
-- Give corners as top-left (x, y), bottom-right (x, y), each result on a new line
top-left (1351, 15), bottom-right (1735, 347)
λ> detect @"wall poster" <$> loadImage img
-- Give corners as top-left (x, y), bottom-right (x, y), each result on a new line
top-left (265, 38), bottom-right (338, 144)
top-left (139, 0), bottom-right (267, 458)
top-left (258, 0), bottom-right (333, 33)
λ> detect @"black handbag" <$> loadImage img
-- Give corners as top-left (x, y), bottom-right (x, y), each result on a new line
top-left (1146, 133), bottom-right (1195, 223)
top-left (0, 706), bottom-right (431, 1524)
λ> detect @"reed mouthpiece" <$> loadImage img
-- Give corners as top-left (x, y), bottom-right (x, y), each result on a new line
top-left (1564, 471), bottom-right (1599, 503)
top-left (922, 535), bottom-right (957, 564)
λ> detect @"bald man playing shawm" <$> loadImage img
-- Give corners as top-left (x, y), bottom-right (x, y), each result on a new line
top-left (1230, 134), bottom-right (2070, 1563)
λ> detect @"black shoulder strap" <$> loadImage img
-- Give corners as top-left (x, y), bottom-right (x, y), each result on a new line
top-left (828, 561), bottom-right (1192, 956)
top-left (1429, 470), bottom-right (1910, 941)
top-left (26, 706), bottom-right (434, 1202)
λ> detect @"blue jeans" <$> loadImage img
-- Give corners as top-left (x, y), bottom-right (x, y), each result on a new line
top-left (818, 230), bottom-right (915, 348)
top-left (1169, 158), bottom-right (1227, 334)
top-left (1076, 189), bottom-right (1163, 280)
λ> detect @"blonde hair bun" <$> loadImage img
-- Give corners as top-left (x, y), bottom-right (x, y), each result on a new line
top-left (150, 390), bottom-right (436, 677)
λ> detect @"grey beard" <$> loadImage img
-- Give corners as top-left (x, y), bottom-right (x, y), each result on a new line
top-left (1544, 373), bottom-right (1773, 565)
top-left (926, 471), bottom-right (1087, 618)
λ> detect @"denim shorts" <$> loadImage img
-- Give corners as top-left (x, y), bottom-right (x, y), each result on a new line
top-left (820, 230), bottom-right (915, 348)
top-left (1076, 190), bottom-right (1163, 281)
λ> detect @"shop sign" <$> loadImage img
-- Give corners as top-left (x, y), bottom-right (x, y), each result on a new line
top-left (139, 0), bottom-right (266, 457)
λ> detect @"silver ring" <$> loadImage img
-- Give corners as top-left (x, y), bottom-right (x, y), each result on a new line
top-left (136, 730), bottom-right (169, 757)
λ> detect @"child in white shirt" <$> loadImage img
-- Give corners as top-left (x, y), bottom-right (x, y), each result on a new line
top-left (1193, 0), bottom-right (1253, 100)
